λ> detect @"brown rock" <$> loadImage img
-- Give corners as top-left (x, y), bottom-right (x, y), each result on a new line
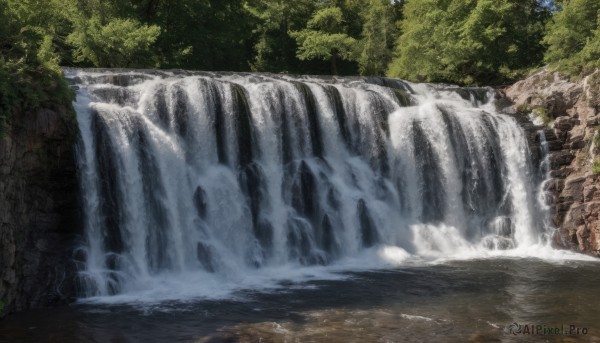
top-left (550, 151), bottom-right (575, 169)
top-left (567, 133), bottom-right (586, 150)
top-left (576, 225), bottom-right (589, 251)
top-left (545, 179), bottom-right (565, 193)
top-left (591, 223), bottom-right (600, 254)
top-left (585, 201), bottom-right (600, 217)
top-left (550, 167), bottom-right (573, 179)
top-left (567, 204), bottom-right (586, 226)
top-left (547, 139), bottom-right (565, 151)
top-left (586, 115), bottom-right (600, 126)
top-left (554, 117), bottom-right (574, 131)
top-left (584, 185), bottom-right (597, 202)
top-left (563, 176), bottom-right (586, 203)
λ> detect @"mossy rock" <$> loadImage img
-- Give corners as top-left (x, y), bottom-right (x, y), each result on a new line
top-left (454, 88), bottom-right (489, 104)
top-left (392, 89), bottom-right (411, 107)
top-left (593, 159), bottom-right (600, 175)
top-left (532, 106), bottom-right (552, 125)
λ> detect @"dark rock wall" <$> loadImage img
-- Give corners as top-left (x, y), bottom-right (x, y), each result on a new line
top-left (0, 107), bottom-right (79, 317)
top-left (505, 69), bottom-right (600, 256)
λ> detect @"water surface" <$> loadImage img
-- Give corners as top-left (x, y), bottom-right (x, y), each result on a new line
top-left (2, 258), bottom-right (599, 342)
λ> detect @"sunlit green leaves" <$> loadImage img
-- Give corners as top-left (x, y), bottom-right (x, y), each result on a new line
top-left (357, 0), bottom-right (397, 76)
top-left (387, 0), bottom-right (549, 85)
top-left (290, 7), bottom-right (357, 74)
top-left (543, 0), bottom-right (600, 76)
top-left (67, 16), bottom-right (160, 68)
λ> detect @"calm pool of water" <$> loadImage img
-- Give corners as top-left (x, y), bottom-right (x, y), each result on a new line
top-left (1, 258), bottom-right (599, 342)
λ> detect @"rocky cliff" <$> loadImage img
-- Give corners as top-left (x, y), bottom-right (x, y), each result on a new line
top-left (505, 68), bottom-right (600, 257)
top-left (0, 107), bottom-right (79, 317)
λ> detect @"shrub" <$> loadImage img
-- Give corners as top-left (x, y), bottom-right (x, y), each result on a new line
top-left (592, 159), bottom-right (600, 174)
top-left (532, 106), bottom-right (552, 125)
top-left (593, 130), bottom-right (600, 148)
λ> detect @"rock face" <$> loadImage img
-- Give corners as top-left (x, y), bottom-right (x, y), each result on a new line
top-left (505, 68), bottom-right (600, 257)
top-left (0, 107), bottom-right (79, 317)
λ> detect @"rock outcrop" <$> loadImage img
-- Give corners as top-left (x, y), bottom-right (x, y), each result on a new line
top-left (0, 107), bottom-right (79, 317)
top-left (505, 68), bottom-right (600, 256)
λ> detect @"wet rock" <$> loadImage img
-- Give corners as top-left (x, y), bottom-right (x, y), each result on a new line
top-left (554, 117), bottom-right (574, 131)
top-left (255, 218), bottom-right (274, 252)
top-left (321, 214), bottom-right (336, 255)
top-left (550, 151), bottom-right (575, 169)
top-left (545, 179), bottom-right (565, 193)
top-left (550, 167), bottom-right (573, 179)
top-left (0, 107), bottom-right (79, 316)
top-left (567, 134), bottom-right (586, 149)
top-left (482, 236), bottom-right (514, 250)
top-left (547, 139), bottom-right (565, 151)
top-left (505, 69), bottom-right (600, 258)
top-left (357, 199), bottom-right (379, 248)
top-left (197, 242), bottom-right (215, 273)
top-left (193, 186), bottom-right (208, 219)
top-left (489, 216), bottom-right (512, 237)
top-left (563, 176), bottom-right (586, 203)
top-left (576, 225), bottom-right (589, 252)
top-left (584, 185), bottom-right (597, 202)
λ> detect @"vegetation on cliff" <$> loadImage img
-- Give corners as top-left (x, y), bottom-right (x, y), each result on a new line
top-left (0, 0), bottom-right (73, 135)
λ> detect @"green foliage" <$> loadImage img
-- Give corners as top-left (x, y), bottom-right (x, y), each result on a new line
top-left (291, 7), bottom-right (358, 74)
top-left (67, 16), bottom-right (160, 68)
top-left (587, 72), bottom-right (600, 111)
top-left (3, 0), bottom-right (590, 114)
top-left (250, 0), bottom-right (403, 75)
top-left (357, 0), bottom-right (397, 76)
top-left (543, 0), bottom-right (600, 76)
top-left (592, 125), bottom-right (600, 149)
top-left (392, 89), bottom-right (410, 107)
top-left (1, 0), bottom-right (407, 82)
top-left (592, 159), bottom-right (600, 174)
top-left (593, 130), bottom-right (600, 148)
top-left (387, 0), bottom-right (550, 85)
top-left (0, 0), bottom-right (74, 136)
top-left (516, 104), bottom-right (532, 113)
top-left (247, 0), bottom-right (316, 73)
top-left (532, 106), bottom-right (552, 125)
top-left (514, 102), bottom-right (552, 125)
top-left (147, 0), bottom-right (257, 71)
top-left (0, 300), bottom-right (4, 316)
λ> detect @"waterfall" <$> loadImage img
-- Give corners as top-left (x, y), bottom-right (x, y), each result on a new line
top-left (67, 69), bottom-right (548, 300)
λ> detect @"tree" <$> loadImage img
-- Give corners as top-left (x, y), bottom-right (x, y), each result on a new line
top-left (291, 7), bottom-right (358, 75)
top-left (67, 16), bottom-right (160, 68)
top-left (357, 0), bottom-right (397, 76)
top-left (147, 0), bottom-right (256, 71)
top-left (62, 0), bottom-right (256, 71)
top-left (543, 0), bottom-right (600, 75)
top-left (246, 0), bottom-right (316, 73)
top-left (387, 0), bottom-right (550, 85)
top-left (0, 0), bottom-right (73, 135)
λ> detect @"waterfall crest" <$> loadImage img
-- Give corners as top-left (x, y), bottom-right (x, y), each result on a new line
top-left (68, 69), bottom-right (548, 299)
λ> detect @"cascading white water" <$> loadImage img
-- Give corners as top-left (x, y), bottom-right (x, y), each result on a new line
top-left (67, 69), bottom-right (550, 301)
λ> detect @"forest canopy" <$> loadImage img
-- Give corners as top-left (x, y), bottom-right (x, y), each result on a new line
top-left (0, 0), bottom-right (598, 117)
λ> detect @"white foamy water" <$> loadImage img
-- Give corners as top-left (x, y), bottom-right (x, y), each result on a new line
top-left (66, 69), bottom-right (595, 304)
